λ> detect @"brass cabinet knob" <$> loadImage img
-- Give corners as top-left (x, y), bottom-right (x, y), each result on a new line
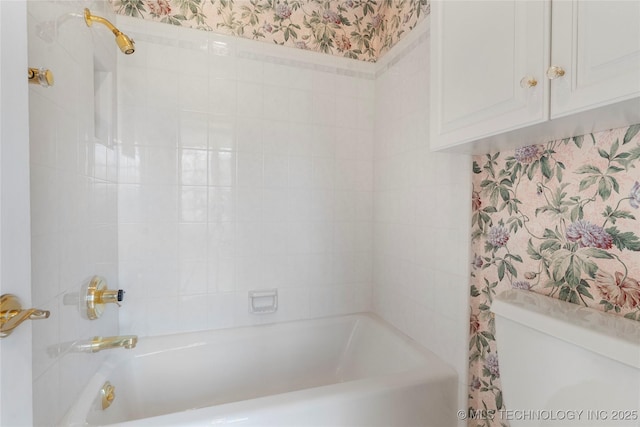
top-left (520, 76), bottom-right (538, 88)
top-left (546, 65), bottom-right (566, 80)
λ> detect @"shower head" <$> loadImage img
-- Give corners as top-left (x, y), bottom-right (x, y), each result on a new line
top-left (84, 8), bottom-right (135, 55)
top-left (115, 33), bottom-right (135, 55)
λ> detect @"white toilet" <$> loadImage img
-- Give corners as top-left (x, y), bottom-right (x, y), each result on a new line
top-left (492, 289), bottom-right (640, 426)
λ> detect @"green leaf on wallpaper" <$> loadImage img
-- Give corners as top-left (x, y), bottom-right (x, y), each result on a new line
top-left (496, 391), bottom-right (503, 410)
top-left (540, 156), bottom-right (552, 179)
top-left (573, 135), bottom-right (584, 148)
top-left (472, 161), bottom-right (481, 174)
top-left (556, 163), bottom-right (564, 182)
top-left (581, 248), bottom-right (614, 259)
top-left (598, 177), bottom-right (612, 200)
top-left (577, 282), bottom-right (593, 299)
top-left (527, 159), bottom-right (539, 180)
top-left (602, 206), bottom-right (636, 224)
top-left (481, 331), bottom-right (495, 341)
top-left (578, 175), bottom-right (598, 192)
top-left (471, 285), bottom-right (480, 297)
top-left (624, 311), bottom-right (640, 321)
top-left (598, 148), bottom-right (610, 160)
top-left (558, 286), bottom-right (569, 301)
top-left (505, 261), bottom-right (517, 277)
top-left (576, 165), bottom-right (601, 175)
top-left (606, 227), bottom-right (640, 251)
top-left (623, 124), bottom-right (640, 144)
top-left (527, 239), bottom-right (543, 260)
top-left (505, 253), bottom-right (523, 263)
top-left (570, 204), bottom-right (584, 222)
top-left (497, 261), bottom-right (505, 281)
top-left (607, 166), bottom-right (625, 174)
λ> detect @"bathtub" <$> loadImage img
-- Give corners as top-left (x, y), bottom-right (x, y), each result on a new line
top-left (62, 313), bottom-right (457, 426)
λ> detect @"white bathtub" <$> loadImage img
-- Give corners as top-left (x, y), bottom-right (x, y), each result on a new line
top-left (62, 313), bottom-right (457, 426)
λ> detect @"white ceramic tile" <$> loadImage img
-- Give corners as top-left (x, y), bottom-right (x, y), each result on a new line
top-left (179, 148), bottom-right (208, 185)
top-left (236, 191), bottom-right (262, 222)
top-left (146, 69), bottom-right (179, 109)
top-left (236, 117), bottom-right (263, 153)
top-left (208, 187), bottom-right (235, 222)
top-left (180, 186), bottom-right (208, 222)
top-left (288, 89), bottom-right (313, 123)
top-left (262, 120), bottom-right (290, 154)
top-left (209, 77), bottom-right (237, 116)
top-left (209, 150), bottom-right (236, 187)
top-left (288, 156), bottom-right (313, 188)
top-left (264, 154), bottom-right (289, 188)
top-left (237, 81), bottom-right (264, 118)
top-left (263, 85), bottom-right (290, 121)
top-left (178, 223), bottom-right (208, 260)
top-left (209, 115), bottom-right (236, 151)
top-left (179, 112), bottom-right (209, 148)
top-left (236, 57), bottom-right (263, 83)
top-left (236, 151), bottom-right (263, 187)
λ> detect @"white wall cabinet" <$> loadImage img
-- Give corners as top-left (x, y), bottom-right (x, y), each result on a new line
top-left (431, 0), bottom-right (640, 152)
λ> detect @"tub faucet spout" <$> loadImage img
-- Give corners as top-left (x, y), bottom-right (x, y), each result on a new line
top-left (78, 335), bottom-right (138, 353)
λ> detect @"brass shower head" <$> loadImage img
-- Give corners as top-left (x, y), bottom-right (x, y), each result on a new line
top-left (84, 8), bottom-right (135, 55)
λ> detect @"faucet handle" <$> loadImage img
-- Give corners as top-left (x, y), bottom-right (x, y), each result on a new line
top-left (0, 295), bottom-right (51, 338)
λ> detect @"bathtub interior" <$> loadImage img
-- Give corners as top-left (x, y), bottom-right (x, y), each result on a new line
top-left (78, 314), bottom-right (453, 426)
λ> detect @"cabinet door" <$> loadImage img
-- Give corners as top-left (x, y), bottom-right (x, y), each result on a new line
top-left (550, 1), bottom-right (640, 118)
top-left (431, 1), bottom-right (549, 150)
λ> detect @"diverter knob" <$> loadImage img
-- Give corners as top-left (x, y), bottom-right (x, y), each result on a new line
top-left (85, 276), bottom-right (125, 320)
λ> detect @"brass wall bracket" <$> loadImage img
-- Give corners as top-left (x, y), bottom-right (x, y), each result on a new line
top-left (0, 294), bottom-right (50, 338)
top-left (28, 67), bottom-right (54, 87)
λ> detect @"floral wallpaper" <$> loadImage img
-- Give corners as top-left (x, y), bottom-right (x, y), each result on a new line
top-left (110, 0), bottom-right (430, 62)
top-left (469, 123), bottom-right (640, 426)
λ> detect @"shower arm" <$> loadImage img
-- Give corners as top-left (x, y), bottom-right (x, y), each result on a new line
top-left (84, 9), bottom-right (121, 36)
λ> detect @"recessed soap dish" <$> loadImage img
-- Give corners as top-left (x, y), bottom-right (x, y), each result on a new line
top-left (248, 289), bottom-right (278, 314)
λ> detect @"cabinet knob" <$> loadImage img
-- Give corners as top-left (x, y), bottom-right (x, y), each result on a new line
top-left (520, 76), bottom-right (538, 88)
top-left (546, 66), bottom-right (566, 80)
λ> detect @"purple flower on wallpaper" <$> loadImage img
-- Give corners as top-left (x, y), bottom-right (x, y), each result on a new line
top-left (487, 225), bottom-right (509, 248)
top-left (485, 353), bottom-right (500, 377)
top-left (472, 255), bottom-right (483, 269)
top-left (344, 0), bottom-right (354, 8)
top-left (470, 376), bottom-right (482, 390)
top-left (513, 145), bottom-right (542, 164)
top-left (275, 3), bottom-right (292, 19)
top-left (294, 41), bottom-right (308, 50)
top-left (566, 220), bottom-right (613, 249)
top-left (372, 14), bottom-right (383, 28)
top-left (322, 9), bottom-right (341, 24)
top-left (262, 22), bottom-right (273, 33)
top-left (511, 281), bottom-right (531, 290)
top-left (630, 181), bottom-right (640, 209)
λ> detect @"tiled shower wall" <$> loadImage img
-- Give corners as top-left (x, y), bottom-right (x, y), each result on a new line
top-left (28, 1), bottom-right (119, 424)
top-left (372, 23), bottom-right (471, 415)
top-left (116, 17), bottom-right (375, 336)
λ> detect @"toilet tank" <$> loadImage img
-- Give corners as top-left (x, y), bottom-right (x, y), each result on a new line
top-left (492, 289), bottom-right (640, 427)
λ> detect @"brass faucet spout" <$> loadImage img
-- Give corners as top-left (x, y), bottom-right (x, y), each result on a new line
top-left (78, 335), bottom-right (138, 353)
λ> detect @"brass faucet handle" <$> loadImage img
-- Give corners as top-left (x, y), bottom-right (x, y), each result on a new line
top-left (0, 295), bottom-right (51, 338)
